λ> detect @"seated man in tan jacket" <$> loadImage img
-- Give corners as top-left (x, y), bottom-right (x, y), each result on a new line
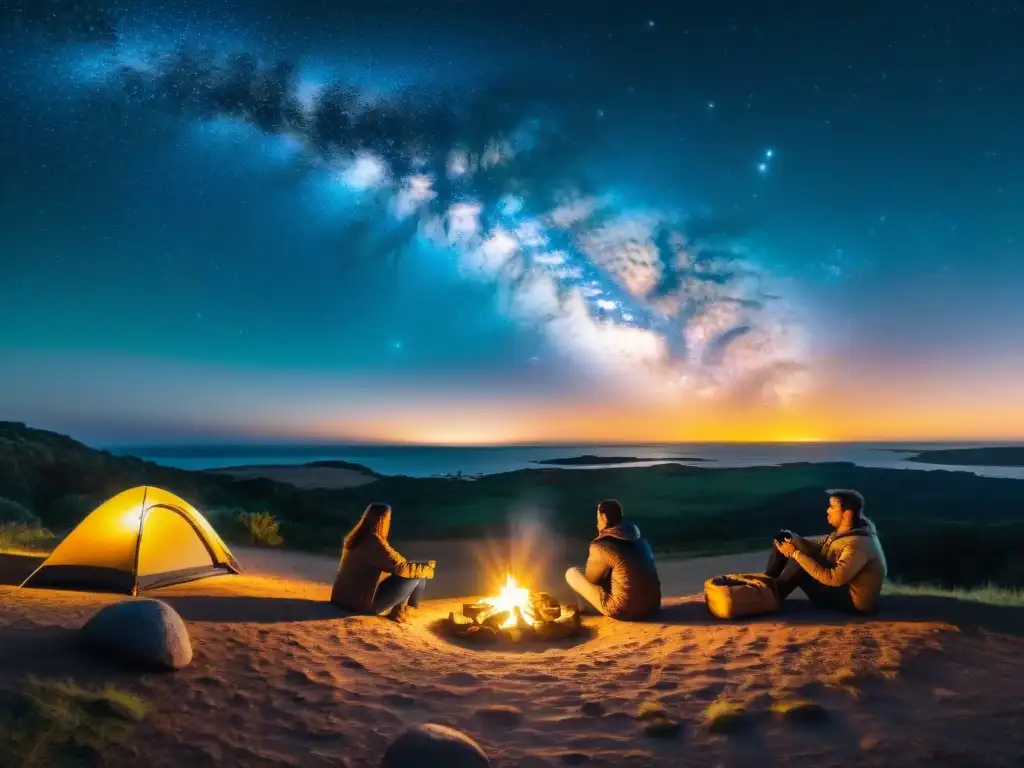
top-left (768, 489), bottom-right (887, 614)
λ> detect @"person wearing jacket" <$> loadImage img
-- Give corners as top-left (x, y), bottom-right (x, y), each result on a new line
top-left (330, 502), bottom-right (435, 623)
top-left (565, 499), bottom-right (662, 621)
top-left (769, 488), bottom-right (887, 614)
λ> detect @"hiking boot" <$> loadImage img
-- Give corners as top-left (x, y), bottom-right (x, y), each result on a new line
top-left (387, 603), bottom-right (411, 624)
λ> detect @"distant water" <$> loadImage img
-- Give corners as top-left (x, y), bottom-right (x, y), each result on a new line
top-left (111, 442), bottom-right (1024, 481)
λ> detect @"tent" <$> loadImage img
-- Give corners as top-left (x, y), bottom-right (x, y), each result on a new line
top-left (21, 486), bottom-right (242, 595)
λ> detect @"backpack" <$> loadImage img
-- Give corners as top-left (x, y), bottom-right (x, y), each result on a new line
top-left (704, 573), bottom-right (780, 619)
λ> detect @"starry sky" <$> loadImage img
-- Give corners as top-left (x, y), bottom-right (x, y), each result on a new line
top-left (1, 0), bottom-right (1022, 444)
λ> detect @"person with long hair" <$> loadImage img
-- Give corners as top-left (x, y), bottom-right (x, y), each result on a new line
top-left (330, 502), bottom-right (436, 623)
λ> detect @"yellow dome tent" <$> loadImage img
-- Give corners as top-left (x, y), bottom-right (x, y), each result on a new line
top-left (21, 486), bottom-right (242, 595)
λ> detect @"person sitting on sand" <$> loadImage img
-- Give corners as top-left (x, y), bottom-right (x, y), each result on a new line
top-left (565, 499), bottom-right (662, 621)
top-left (768, 488), bottom-right (887, 614)
top-left (330, 502), bottom-right (435, 623)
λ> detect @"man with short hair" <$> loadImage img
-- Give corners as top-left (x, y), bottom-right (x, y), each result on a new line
top-left (565, 499), bottom-right (662, 621)
top-left (768, 488), bottom-right (888, 613)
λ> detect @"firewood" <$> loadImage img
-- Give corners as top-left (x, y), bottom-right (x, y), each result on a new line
top-left (481, 610), bottom-right (510, 630)
top-left (462, 602), bottom-right (490, 622)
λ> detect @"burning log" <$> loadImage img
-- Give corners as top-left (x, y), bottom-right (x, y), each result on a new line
top-left (481, 610), bottom-right (510, 630)
top-left (534, 606), bottom-right (580, 641)
top-left (531, 592), bottom-right (562, 622)
top-left (462, 602), bottom-right (491, 622)
top-left (441, 575), bottom-right (583, 645)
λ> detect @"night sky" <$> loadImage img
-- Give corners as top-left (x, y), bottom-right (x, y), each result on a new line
top-left (2, 1), bottom-right (1022, 444)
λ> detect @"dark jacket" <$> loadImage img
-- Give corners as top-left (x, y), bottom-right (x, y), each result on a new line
top-left (585, 522), bottom-right (661, 620)
top-left (330, 534), bottom-right (433, 613)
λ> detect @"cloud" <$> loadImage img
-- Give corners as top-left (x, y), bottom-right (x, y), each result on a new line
top-left (75, 39), bottom-right (807, 407)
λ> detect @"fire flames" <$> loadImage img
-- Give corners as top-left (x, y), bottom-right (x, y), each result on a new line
top-left (482, 573), bottom-right (535, 628)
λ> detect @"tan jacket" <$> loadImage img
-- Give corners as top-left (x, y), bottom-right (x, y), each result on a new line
top-left (330, 534), bottom-right (433, 613)
top-left (791, 518), bottom-right (887, 612)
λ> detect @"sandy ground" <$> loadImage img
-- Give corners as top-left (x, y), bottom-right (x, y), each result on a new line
top-left (203, 464), bottom-right (379, 489)
top-left (3, 545), bottom-right (1024, 767)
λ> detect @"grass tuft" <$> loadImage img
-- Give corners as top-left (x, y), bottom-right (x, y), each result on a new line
top-left (884, 582), bottom-right (1024, 607)
top-left (705, 698), bottom-right (750, 733)
top-left (636, 700), bottom-right (666, 721)
top-left (0, 522), bottom-right (55, 554)
top-left (771, 699), bottom-right (828, 724)
top-left (0, 678), bottom-right (148, 767)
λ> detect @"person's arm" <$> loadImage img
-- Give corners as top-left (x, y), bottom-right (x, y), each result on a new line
top-left (373, 536), bottom-right (434, 579)
top-left (584, 542), bottom-right (611, 585)
top-left (790, 533), bottom-right (824, 556)
top-left (791, 544), bottom-right (868, 587)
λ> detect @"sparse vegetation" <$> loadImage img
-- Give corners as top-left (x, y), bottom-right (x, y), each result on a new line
top-left (0, 522), bottom-right (54, 554)
top-left (636, 700), bottom-right (666, 721)
top-left (884, 582), bottom-right (1024, 607)
top-left (770, 699), bottom-right (828, 724)
top-left (0, 678), bottom-right (148, 767)
top-left (235, 510), bottom-right (284, 547)
top-left (0, 496), bottom-right (39, 525)
top-left (705, 698), bottom-right (750, 733)
top-left (636, 699), bottom-right (681, 738)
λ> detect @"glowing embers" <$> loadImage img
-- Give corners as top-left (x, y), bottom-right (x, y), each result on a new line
top-left (442, 574), bottom-right (582, 645)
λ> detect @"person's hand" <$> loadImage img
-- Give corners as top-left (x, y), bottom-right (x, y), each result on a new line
top-left (774, 538), bottom-right (797, 558)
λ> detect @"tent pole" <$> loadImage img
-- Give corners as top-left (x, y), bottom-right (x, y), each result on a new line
top-left (130, 487), bottom-right (149, 597)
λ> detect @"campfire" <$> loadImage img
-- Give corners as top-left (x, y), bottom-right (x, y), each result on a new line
top-left (440, 574), bottom-right (582, 644)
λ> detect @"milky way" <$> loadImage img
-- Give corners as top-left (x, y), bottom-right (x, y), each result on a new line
top-left (27, 18), bottom-right (809, 406)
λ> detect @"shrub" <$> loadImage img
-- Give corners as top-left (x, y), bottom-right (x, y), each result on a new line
top-left (0, 678), bottom-right (148, 767)
top-left (0, 522), bottom-right (55, 553)
top-left (45, 493), bottom-right (101, 528)
top-left (0, 496), bottom-right (38, 525)
top-left (236, 510), bottom-right (284, 547)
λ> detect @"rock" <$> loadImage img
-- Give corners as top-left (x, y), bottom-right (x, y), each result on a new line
top-left (81, 599), bottom-right (192, 670)
top-left (381, 723), bottom-right (490, 767)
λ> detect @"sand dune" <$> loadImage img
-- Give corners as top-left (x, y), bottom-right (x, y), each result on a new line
top-left (3, 546), bottom-right (1024, 767)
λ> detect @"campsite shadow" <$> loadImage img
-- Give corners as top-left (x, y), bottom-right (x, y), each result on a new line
top-left (0, 623), bottom-right (170, 680)
top-left (0, 553), bottom-right (45, 586)
top-left (159, 595), bottom-right (345, 623)
top-left (877, 594), bottom-right (1024, 637)
top-left (652, 595), bottom-right (1024, 636)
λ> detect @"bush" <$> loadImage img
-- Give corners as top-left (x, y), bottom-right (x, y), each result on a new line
top-left (0, 522), bottom-right (54, 553)
top-left (0, 678), bottom-right (148, 767)
top-left (236, 511), bottom-right (284, 547)
top-left (45, 493), bottom-right (101, 528)
top-left (0, 496), bottom-right (38, 525)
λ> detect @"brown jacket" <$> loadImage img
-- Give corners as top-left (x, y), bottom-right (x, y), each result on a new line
top-left (585, 523), bottom-right (661, 620)
top-left (330, 534), bottom-right (433, 613)
top-left (791, 518), bottom-right (887, 612)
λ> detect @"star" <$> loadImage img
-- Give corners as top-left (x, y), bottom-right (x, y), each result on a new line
top-left (647, 20), bottom-right (655, 28)
top-left (707, 101), bottom-right (715, 110)
top-left (757, 163), bottom-right (768, 173)
top-left (765, 149), bottom-right (774, 158)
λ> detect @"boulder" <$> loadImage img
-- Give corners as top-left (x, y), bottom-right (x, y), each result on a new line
top-left (81, 598), bottom-right (192, 670)
top-left (381, 723), bottom-right (490, 767)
